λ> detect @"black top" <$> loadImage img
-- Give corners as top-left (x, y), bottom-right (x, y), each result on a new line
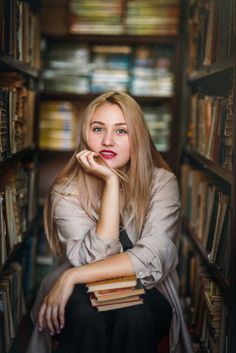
top-left (119, 226), bottom-right (133, 251)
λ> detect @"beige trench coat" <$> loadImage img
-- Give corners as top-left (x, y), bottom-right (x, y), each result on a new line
top-left (26, 167), bottom-right (193, 353)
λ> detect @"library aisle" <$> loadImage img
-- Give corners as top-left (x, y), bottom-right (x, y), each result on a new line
top-left (0, 0), bottom-right (235, 353)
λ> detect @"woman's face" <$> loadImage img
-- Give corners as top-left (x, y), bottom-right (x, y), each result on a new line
top-left (87, 103), bottom-right (131, 170)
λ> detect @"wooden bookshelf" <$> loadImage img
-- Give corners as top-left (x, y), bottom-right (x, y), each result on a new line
top-left (0, 216), bottom-right (39, 277)
top-left (188, 56), bottom-right (234, 82)
top-left (184, 219), bottom-right (230, 300)
top-left (185, 148), bottom-right (233, 184)
top-left (40, 92), bottom-right (173, 104)
top-left (178, 0), bottom-right (235, 351)
top-left (0, 146), bottom-right (36, 167)
top-left (0, 56), bottom-right (40, 78)
top-left (43, 33), bottom-right (178, 45)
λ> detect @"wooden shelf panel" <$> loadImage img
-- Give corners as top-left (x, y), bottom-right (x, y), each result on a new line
top-left (42, 33), bottom-right (177, 45)
top-left (0, 146), bottom-right (36, 167)
top-left (0, 55), bottom-right (40, 78)
top-left (188, 56), bottom-right (234, 82)
top-left (40, 92), bottom-right (173, 104)
top-left (184, 219), bottom-right (230, 300)
top-left (185, 149), bottom-right (232, 184)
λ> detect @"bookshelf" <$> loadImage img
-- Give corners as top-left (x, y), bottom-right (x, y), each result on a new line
top-left (179, 0), bottom-right (235, 352)
top-left (38, 0), bottom-right (181, 201)
top-left (0, 0), bottom-right (41, 352)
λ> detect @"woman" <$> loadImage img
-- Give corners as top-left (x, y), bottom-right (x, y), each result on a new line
top-left (27, 92), bottom-right (193, 353)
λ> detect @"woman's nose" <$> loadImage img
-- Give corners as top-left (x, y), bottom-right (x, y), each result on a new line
top-left (102, 131), bottom-right (114, 146)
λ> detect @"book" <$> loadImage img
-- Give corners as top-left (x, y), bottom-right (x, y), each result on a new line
top-left (95, 298), bottom-right (143, 312)
top-left (94, 280), bottom-right (145, 302)
top-left (90, 293), bottom-right (141, 307)
top-left (86, 275), bottom-right (137, 293)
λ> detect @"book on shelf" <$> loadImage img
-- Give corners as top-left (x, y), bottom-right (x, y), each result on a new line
top-left (0, 161), bottom-right (38, 261)
top-left (39, 101), bottom-right (78, 151)
top-left (188, 0), bottom-right (234, 71)
top-left (86, 275), bottom-right (145, 312)
top-left (0, 262), bottom-right (26, 353)
top-left (179, 238), bottom-right (229, 353)
top-left (187, 93), bottom-right (233, 171)
top-left (69, 0), bottom-right (124, 35)
top-left (125, 0), bottom-right (179, 36)
top-left (0, 72), bottom-right (36, 160)
top-left (181, 163), bottom-right (231, 280)
top-left (0, 0), bottom-right (40, 68)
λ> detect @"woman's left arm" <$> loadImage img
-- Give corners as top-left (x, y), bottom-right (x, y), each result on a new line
top-left (38, 252), bottom-right (134, 334)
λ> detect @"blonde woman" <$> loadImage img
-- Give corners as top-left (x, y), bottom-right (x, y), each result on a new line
top-left (26, 92), bottom-right (193, 353)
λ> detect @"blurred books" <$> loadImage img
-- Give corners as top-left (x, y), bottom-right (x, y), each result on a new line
top-left (41, 43), bottom-right (91, 94)
top-left (126, 0), bottom-right (179, 36)
top-left (68, 0), bottom-right (179, 36)
top-left (69, 0), bottom-right (124, 35)
top-left (39, 101), bottom-right (78, 151)
top-left (41, 43), bottom-right (174, 98)
top-left (131, 46), bottom-right (174, 97)
top-left (143, 105), bottom-right (171, 152)
top-left (86, 275), bottom-right (145, 312)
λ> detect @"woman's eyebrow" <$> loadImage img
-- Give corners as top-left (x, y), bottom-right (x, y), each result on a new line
top-left (90, 121), bottom-right (127, 126)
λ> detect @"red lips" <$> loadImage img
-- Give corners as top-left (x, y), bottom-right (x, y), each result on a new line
top-left (100, 150), bottom-right (117, 159)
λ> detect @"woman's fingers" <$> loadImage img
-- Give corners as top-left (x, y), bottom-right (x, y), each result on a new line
top-left (38, 301), bottom-right (46, 330)
top-left (52, 305), bottom-right (60, 333)
top-left (59, 303), bottom-right (65, 330)
top-left (45, 305), bottom-right (55, 335)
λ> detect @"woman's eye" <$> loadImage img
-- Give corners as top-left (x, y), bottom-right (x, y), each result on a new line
top-left (116, 129), bottom-right (127, 134)
top-left (93, 127), bottom-right (103, 132)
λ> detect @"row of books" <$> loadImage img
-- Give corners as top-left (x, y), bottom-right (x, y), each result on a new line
top-left (188, 0), bottom-right (234, 71)
top-left (0, 161), bottom-right (37, 268)
top-left (39, 101), bottom-right (78, 151)
top-left (41, 43), bottom-right (174, 97)
top-left (0, 0), bottom-right (41, 69)
top-left (187, 93), bottom-right (233, 171)
top-left (126, 0), bottom-right (179, 35)
top-left (39, 101), bottom-right (172, 152)
top-left (86, 275), bottom-right (145, 312)
top-left (0, 262), bottom-right (26, 353)
top-left (179, 239), bottom-right (228, 353)
top-left (0, 72), bottom-right (36, 162)
top-left (181, 164), bottom-right (231, 280)
top-left (143, 105), bottom-right (171, 152)
top-left (69, 0), bottom-right (179, 36)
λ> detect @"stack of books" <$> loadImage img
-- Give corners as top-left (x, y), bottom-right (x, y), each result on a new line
top-left (86, 275), bottom-right (145, 312)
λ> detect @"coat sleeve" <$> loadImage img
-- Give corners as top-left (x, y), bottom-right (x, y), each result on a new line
top-left (126, 173), bottom-right (181, 288)
top-left (51, 190), bottom-right (123, 267)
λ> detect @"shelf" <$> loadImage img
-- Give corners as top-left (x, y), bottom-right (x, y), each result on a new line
top-left (0, 216), bottom-right (40, 277)
top-left (42, 33), bottom-right (177, 45)
top-left (188, 56), bottom-right (234, 82)
top-left (0, 55), bottom-right (40, 78)
top-left (0, 146), bottom-right (36, 168)
top-left (40, 91), bottom-right (173, 103)
top-left (39, 149), bottom-right (74, 154)
top-left (184, 219), bottom-right (230, 300)
top-left (185, 149), bottom-right (233, 184)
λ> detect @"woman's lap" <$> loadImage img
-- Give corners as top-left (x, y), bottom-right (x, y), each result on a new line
top-left (54, 283), bottom-right (172, 353)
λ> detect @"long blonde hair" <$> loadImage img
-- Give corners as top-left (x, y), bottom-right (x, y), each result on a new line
top-left (44, 92), bottom-right (172, 256)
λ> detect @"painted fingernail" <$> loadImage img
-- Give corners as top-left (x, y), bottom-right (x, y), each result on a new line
top-left (50, 332), bottom-right (54, 336)
top-left (38, 327), bottom-right (42, 332)
top-left (60, 325), bottom-right (64, 330)
top-left (56, 330), bottom-right (61, 334)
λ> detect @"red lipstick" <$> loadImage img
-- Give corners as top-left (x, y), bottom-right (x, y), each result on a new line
top-left (100, 150), bottom-right (117, 159)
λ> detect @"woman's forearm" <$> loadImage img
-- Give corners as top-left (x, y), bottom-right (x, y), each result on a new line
top-left (67, 252), bottom-right (135, 285)
top-left (96, 176), bottom-right (120, 240)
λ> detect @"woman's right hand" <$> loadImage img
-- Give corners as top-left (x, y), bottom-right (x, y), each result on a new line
top-left (76, 150), bottom-right (118, 183)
